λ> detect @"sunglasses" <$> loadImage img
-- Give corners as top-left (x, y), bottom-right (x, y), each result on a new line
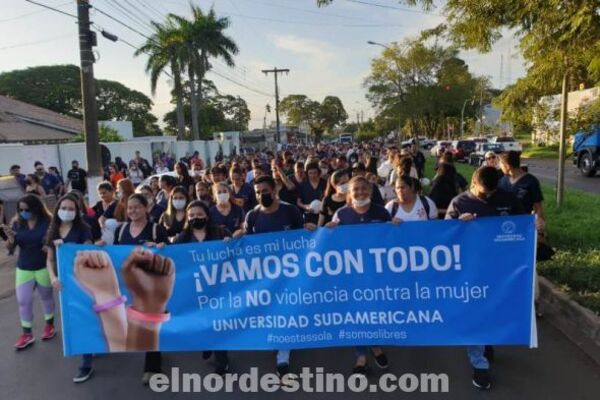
top-left (486, 156), bottom-right (496, 160)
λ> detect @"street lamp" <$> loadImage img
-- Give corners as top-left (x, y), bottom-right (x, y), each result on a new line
top-left (367, 40), bottom-right (390, 49)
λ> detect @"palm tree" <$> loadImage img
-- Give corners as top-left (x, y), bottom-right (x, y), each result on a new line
top-left (135, 20), bottom-right (186, 140)
top-left (170, 5), bottom-right (238, 140)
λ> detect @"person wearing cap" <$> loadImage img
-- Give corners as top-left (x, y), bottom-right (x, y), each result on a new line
top-left (445, 166), bottom-right (525, 390)
top-left (10, 165), bottom-right (27, 190)
top-left (66, 160), bottom-right (88, 194)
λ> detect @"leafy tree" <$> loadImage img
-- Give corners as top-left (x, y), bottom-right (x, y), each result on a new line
top-left (279, 94), bottom-right (348, 142)
top-left (0, 65), bottom-right (161, 137)
top-left (135, 20), bottom-right (187, 139)
top-left (71, 124), bottom-right (124, 143)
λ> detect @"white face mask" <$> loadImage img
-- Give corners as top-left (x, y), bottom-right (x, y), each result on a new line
top-left (217, 192), bottom-right (230, 204)
top-left (338, 183), bottom-right (349, 194)
top-left (58, 209), bottom-right (76, 222)
top-left (172, 199), bottom-right (187, 210)
top-left (352, 198), bottom-right (371, 208)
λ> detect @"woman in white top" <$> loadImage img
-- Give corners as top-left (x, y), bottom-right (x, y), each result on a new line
top-left (385, 175), bottom-right (438, 222)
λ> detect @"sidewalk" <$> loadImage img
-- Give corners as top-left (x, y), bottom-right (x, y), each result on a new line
top-left (0, 251), bottom-right (15, 300)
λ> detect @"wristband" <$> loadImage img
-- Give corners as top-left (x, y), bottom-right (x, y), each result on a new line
top-left (93, 295), bottom-right (127, 313)
top-left (127, 305), bottom-right (170, 323)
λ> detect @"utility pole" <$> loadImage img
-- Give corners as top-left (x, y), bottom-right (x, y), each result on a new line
top-left (77, 0), bottom-right (102, 204)
top-left (556, 71), bottom-right (569, 207)
top-left (262, 67), bottom-right (289, 145)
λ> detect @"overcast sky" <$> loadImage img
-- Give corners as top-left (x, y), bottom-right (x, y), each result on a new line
top-left (0, 0), bottom-right (526, 129)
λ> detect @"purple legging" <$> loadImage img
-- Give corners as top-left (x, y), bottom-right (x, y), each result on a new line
top-left (16, 268), bottom-right (55, 328)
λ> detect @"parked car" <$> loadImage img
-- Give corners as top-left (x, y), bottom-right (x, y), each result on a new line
top-left (573, 126), bottom-right (600, 177)
top-left (468, 143), bottom-right (504, 166)
top-left (450, 140), bottom-right (476, 161)
top-left (401, 137), bottom-right (436, 150)
top-left (471, 137), bottom-right (489, 144)
top-left (430, 140), bottom-right (452, 157)
top-left (490, 136), bottom-right (523, 152)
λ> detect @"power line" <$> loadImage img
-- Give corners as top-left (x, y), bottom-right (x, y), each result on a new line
top-left (0, 32), bottom-right (73, 50)
top-left (134, 0), bottom-right (167, 21)
top-left (0, 0), bottom-right (72, 23)
top-left (92, 5), bottom-right (154, 42)
top-left (220, 11), bottom-right (402, 27)
top-left (344, 0), bottom-right (441, 16)
top-left (23, 0), bottom-right (77, 19)
top-left (103, 0), bottom-right (154, 35)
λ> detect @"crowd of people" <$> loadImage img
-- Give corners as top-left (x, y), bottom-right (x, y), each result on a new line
top-left (2, 140), bottom-right (545, 391)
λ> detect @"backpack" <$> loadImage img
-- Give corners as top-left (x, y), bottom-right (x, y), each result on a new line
top-left (118, 222), bottom-right (158, 243)
top-left (391, 196), bottom-right (431, 220)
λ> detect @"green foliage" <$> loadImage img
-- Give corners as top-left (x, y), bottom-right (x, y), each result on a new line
top-left (279, 94), bottom-right (348, 142)
top-left (71, 124), bottom-right (124, 143)
top-left (0, 65), bottom-right (160, 137)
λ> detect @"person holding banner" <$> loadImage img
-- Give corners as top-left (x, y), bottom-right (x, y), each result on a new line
top-left (113, 193), bottom-right (170, 385)
top-left (159, 186), bottom-right (190, 241)
top-left (234, 175), bottom-right (315, 378)
top-left (386, 176), bottom-right (438, 222)
top-left (209, 182), bottom-right (244, 234)
top-left (174, 200), bottom-right (231, 375)
top-left (446, 166), bottom-right (525, 390)
top-left (45, 194), bottom-right (95, 383)
top-left (4, 195), bottom-right (54, 350)
top-left (327, 176), bottom-right (391, 375)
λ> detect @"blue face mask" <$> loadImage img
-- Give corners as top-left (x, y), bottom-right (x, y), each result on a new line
top-left (20, 210), bottom-right (32, 220)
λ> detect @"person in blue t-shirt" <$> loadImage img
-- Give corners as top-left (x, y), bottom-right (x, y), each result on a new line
top-left (33, 161), bottom-right (60, 195)
top-left (4, 194), bottom-right (53, 351)
top-left (233, 175), bottom-right (315, 377)
top-left (45, 194), bottom-right (94, 383)
top-left (230, 167), bottom-right (256, 212)
top-left (296, 162), bottom-right (327, 225)
top-left (327, 176), bottom-right (390, 376)
top-left (209, 182), bottom-right (244, 234)
top-left (139, 185), bottom-right (165, 224)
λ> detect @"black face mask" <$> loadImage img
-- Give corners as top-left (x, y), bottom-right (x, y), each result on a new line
top-left (191, 218), bottom-right (207, 230)
top-left (259, 193), bottom-right (274, 208)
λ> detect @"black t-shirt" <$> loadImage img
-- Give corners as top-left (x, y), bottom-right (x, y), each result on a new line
top-left (333, 203), bottom-right (391, 225)
top-left (93, 201), bottom-right (117, 219)
top-left (320, 195), bottom-right (347, 224)
top-left (429, 176), bottom-right (460, 210)
top-left (370, 183), bottom-right (384, 206)
top-left (67, 167), bottom-right (87, 192)
top-left (277, 184), bottom-right (297, 206)
top-left (100, 201), bottom-right (118, 219)
top-left (114, 221), bottom-right (169, 245)
top-left (159, 214), bottom-right (186, 237)
top-left (297, 179), bottom-right (327, 224)
top-left (177, 175), bottom-right (195, 192)
top-left (245, 201), bottom-right (304, 234)
top-left (498, 173), bottom-right (543, 214)
top-left (148, 204), bottom-right (166, 224)
top-left (209, 204), bottom-right (244, 233)
top-left (445, 189), bottom-right (526, 219)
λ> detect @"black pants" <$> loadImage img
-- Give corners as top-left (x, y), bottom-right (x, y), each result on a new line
top-left (144, 351), bottom-right (162, 372)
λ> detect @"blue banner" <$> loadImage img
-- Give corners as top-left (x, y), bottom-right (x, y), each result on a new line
top-left (58, 215), bottom-right (537, 356)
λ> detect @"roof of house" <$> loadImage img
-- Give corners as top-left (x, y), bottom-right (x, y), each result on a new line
top-left (0, 95), bottom-right (82, 142)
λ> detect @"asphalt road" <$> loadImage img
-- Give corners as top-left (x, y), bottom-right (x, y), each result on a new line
top-left (1, 294), bottom-right (599, 400)
top-left (524, 158), bottom-right (600, 194)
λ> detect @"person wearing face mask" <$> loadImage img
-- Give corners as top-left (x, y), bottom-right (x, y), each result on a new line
top-left (173, 200), bottom-right (231, 374)
top-left (209, 183), bottom-right (244, 234)
top-left (4, 195), bottom-right (53, 351)
top-left (326, 176), bottom-right (390, 375)
top-left (159, 186), bottom-right (189, 240)
top-left (139, 185), bottom-right (165, 224)
top-left (233, 175), bottom-right (315, 377)
top-left (318, 170), bottom-right (349, 226)
top-left (45, 194), bottom-right (94, 383)
top-left (445, 166), bottom-right (525, 391)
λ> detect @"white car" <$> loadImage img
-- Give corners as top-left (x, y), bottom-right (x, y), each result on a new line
top-left (138, 171), bottom-right (178, 190)
top-left (490, 136), bottom-right (523, 152)
top-left (430, 141), bottom-right (452, 157)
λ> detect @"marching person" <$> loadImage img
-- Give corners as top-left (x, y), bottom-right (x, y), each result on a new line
top-left (327, 176), bottom-right (390, 375)
top-left (45, 194), bottom-right (94, 383)
top-left (446, 166), bottom-right (525, 390)
top-left (173, 200), bottom-right (231, 375)
top-left (209, 183), bottom-right (244, 234)
top-left (386, 176), bottom-right (438, 222)
top-left (113, 193), bottom-right (169, 385)
top-left (159, 186), bottom-right (189, 240)
top-left (318, 170), bottom-right (350, 226)
top-left (4, 195), bottom-right (54, 350)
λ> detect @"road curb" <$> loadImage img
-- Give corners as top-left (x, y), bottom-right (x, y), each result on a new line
top-left (539, 276), bottom-right (600, 365)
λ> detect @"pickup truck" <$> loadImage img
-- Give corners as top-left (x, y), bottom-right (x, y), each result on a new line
top-left (573, 126), bottom-right (600, 177)
top-left (490, 136), bottom-right (523, 152)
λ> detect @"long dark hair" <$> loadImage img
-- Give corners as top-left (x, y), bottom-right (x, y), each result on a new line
top-left (45, 194), bottom-right (89, 246)
top-left (180, 200), bottom-right (226, 241)
top-left (324, 169), bottom-right (349, 199)
top-left (433, 163), bottom-right (459, 196)
top-left (12, 194), bottom-right (51, 227)
top-left (175, 161), bottom-right (191, 181)
top-left (162, 186), bottom-right (189, 228)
